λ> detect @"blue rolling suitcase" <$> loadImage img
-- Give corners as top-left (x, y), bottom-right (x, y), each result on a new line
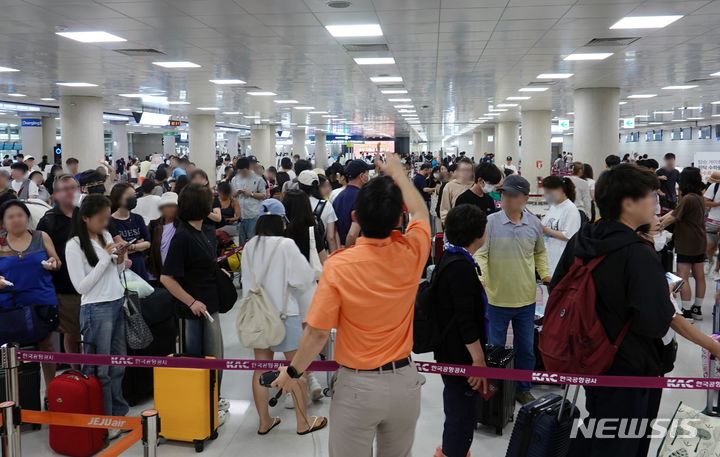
top-left (505, 386), bottom-right (580, 457)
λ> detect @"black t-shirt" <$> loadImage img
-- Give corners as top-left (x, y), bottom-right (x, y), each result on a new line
top-left (413, 174), bottom-right (430, 202)
top-left (455, 189), bottom-right (497, 216)
top-left (36, 206), bottom-right (75, 294)
top-left (162, 222), bottom-right (219, 314)
top-left (657, 168), bottom-right (680, 204)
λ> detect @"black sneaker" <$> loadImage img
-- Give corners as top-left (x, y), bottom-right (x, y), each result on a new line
top-left (682, 308), bottom-right (694, 320)
top-left (692, 305), bottom-right (703, 321)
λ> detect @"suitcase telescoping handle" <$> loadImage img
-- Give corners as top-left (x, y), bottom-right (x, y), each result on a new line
top-left (557, 385), bottom-right (580, 423)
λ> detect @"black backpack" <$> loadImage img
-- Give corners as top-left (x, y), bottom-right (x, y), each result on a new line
top-left (413, 255), bottom-right (464, 354)
top-left (313, 200), bottom-right (327, 248)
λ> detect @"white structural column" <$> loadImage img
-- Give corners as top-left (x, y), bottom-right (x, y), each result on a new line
top-left (473, 130), bottom-right (483, 161)
top-left (225, 131), bottom-right (238, 156)
top-left (163, 134), bottom-right (176, 157)
top-left (59, 95), bottom-right (104, 170)
top-left (251, 125), bottom-right (273, 168)
top-left (480, 127), bottom-right (495, 154)
top-left (41, 116), bottom-right (56, 160)
top-left (315, 129), bottom-right (328, 169)
top-left (497, 122), bottom-right (520, 164)
top-left (521, 110), bottom-right (552, 193)
top-left (292, 128), bottom-right (307, 159)
top-left (20, 117), bottom-right (43, 159)
top-left (188, 114), bottom-right (217, 187)
top-left (574, 88), bottom-right (620, 174)
top-left (268, 126), bottom-right (276, 166)
top-left (108, 123), bottom-right (128, 164)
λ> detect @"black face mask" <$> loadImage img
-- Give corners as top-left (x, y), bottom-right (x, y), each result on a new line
top-left (125, 196), bottom-right (137, 211)
top-left (87, 184), bottom-right (105, 195)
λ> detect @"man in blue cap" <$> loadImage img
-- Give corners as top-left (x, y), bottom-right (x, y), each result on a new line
top-left (332, 159), bottom-right (374, 247)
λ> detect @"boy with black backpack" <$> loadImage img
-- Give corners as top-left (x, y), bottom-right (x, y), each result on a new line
top-left (545, 164), bottom-right (675, 457)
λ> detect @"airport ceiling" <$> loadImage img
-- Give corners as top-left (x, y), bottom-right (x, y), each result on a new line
top-left (1, 0), bottom-right (720, 142)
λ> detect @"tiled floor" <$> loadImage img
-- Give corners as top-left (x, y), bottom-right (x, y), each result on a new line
top-left (17, 282), bottom-right (716, 456)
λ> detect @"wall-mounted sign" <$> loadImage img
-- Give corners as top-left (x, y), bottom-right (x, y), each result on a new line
top-left (623, 118), bottom-right (636, 129)
top-left (21, 118), bottom-right (42, 127)
top-left (169, 120), bottom-right (182, 127)
top-left (558, 119), bottom-right (570, 130)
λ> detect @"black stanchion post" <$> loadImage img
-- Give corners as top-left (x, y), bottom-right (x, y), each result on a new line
top-left (0, 400), bottom-right (21, 457)
top-left (0, 344), bottom-right (20, 408)
top-left (141, 409), bottom-right (159, 457)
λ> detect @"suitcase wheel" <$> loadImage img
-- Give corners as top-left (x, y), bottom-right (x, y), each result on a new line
top-left (32, 424), bottom-right (41, 431)
top-left (194, 440), bottom-right (204, 453)
top-left (210, 430), bottom-right (218, 440)
top-left (495, 427), bottom-right (502, 436)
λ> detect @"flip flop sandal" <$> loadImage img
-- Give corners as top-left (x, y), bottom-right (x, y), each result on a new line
top-left (297, 416), bottom-right (328, 436)
top-left (258, 417), bottom-right (282, 435)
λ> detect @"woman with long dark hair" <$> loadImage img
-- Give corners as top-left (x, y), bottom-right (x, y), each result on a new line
top-left (109, 183), bottom-right (151, 280)
top-left (66, 194), bottom-right (129, 438)
top-left (660, 167), bottom-right (707, 320)
top-left (297, 170), bottom-right (338, 252)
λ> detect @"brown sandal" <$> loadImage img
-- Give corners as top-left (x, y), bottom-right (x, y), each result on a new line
top-left (258, 417), bottom-right (281, 435)
top-left (297, 416), bottom-right (328, 435)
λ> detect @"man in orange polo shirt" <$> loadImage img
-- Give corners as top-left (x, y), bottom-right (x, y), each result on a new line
top-left (274, 153), bottom-right (430, 457)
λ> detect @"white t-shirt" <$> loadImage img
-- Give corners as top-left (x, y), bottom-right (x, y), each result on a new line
top-left (65, 230), bottom-right (125, 305)
top-left (283, 169), bottom-right (296, 181)
top-left (705, 184), bottom-right (720, 221)
top-left (309, 196), bottom-right (338, 229)
top-left (240, 236), bottom-right (315, 317)
top-left (505, 164), bottom-right (517, 174)
top-left (11, 179), bottom-right (38, 199)
top-left (541, 198), bottom-right (582, 275)
top-left (134, 195), bottom-right (162, 226)
top-left (129, 165), bottom-right (139, 179)
top-left (569, 175), bottom-right (591, 217)
top-left (329, 187), bottom-right (344, 203)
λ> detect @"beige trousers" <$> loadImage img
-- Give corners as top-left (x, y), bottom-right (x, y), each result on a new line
top-left (329, 363), bottom-right (422, 457)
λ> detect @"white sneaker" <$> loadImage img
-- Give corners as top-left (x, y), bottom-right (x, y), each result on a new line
top-left (218, 398), bottom-right (231, 412)
top-left (107, 428), bottom-right (122, 441)
top-left (284, 393), bottom-right (295, 409)
top-left (218, 410), bottom-right (228, 427)
top-left (308, 374), bottom-right (323, 402)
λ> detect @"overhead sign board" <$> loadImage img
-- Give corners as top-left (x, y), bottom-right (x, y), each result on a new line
top-left (169, 120), bottom-right (182, 127)
top-left (21, 118), bottom-right (42, 127)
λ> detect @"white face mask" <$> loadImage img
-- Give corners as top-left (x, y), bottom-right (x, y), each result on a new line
top-left (653, 232), bottom-right (667, 252)
top-left (433, 173), bottom-right (440, 180)
top-left (482, 183), bottom-right (495, 193)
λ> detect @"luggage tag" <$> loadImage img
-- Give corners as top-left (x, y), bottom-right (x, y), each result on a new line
top-left (481, 380), bottom-right (499, 401)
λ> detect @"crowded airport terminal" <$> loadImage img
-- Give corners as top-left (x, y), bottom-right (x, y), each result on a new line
top-left (3, 1), bottom-right (720, 456)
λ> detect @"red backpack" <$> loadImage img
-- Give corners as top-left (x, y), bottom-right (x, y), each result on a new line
top-left (539, 255), bottom-right (631, 375)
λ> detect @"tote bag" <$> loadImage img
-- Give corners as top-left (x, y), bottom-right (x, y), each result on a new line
top-left (308, 226), bottom-right (323, 281)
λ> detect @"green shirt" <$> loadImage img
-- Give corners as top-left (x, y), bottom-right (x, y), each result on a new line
top-left (475, 209), bottom-right (550, 308)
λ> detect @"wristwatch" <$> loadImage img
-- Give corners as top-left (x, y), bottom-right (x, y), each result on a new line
top-left (287, 365), bottom-right (303, 379)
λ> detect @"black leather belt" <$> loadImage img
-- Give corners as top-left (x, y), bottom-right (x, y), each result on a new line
top-left (345, 357), bottom-right (412, 373)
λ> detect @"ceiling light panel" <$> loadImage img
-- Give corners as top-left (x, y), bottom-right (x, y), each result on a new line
top-left (152, 61), bottom-right (201, 68)
top-left (325, 24), bottom-right (383, 38)
top-left (564, 53), bottom-right (613, 61)
top-left (274, 100), bottom-right (298, 104)
top-left (627, 94), bottom-right (657, 99)
top-left (661, 85), bottom-right (698, 90)
top-left (197, 107), bottom-right (219, 111)
top-left (507, 96), bottom-right (531, 100)
top-left (537, 73), bottom-right (574, 79)
top-left (610, 15), bottom-right (683, 29)
top-left (56, 31), bottom-right (126, 43)
top-left (381, 89), bottom-right (408, 94)
top-left (354, 57), bottom-right (395, 65)
top-left (209, 79), bottom-right (246, 85)
top-left (519, 87), bottom-right (548, 92)
top-left (56, 82), bottom-right (97, 87)
top-left (0, 66), bottom-right (19, 72)
top-left (247, 91), bottom-right (276, 96)
top-left (370, 76), bottom-right (403, 83)
top-left (293, 106), bottom-right (314, 110)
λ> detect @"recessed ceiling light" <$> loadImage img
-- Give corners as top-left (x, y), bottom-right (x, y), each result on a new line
top-left (354, 57), bottom-right (395, 65)
top-left (398, 109), bottom-right (416, 113)
top-left (56, 31), bottom-right (126, 43)
top-left (649, 122), bottom-right (663, 125)
top-left (223, 111), bottom-right (240, 115)
top-left (537, 73), bottom-right (574, 79)
top-left (627, 94), bottom-right (657, 99)
top-left (610, 15), bottom-right (683, 29)
top-left (119, 93), bottom-right (143, 98)
top-left (563, 53), bottom-right (613, 61)
top-left (309, 111), bottom-right (328, 114)
top-left (519, 87), bottom-right (548, 92)
top-left (381, 89), bottom-right (408, 94)
top-left (325, 24), bottom-right (383, 38)
top-left (40, 97), bottom-right (56, 101)
top-left (56, 82), bottom-right (97, 87)
top-left (7, 93), bottom-right (25, 97)
top-left (293, 106), bottom-right (314, 110)
top-left (152, 61), bottom-right (201, 69)
top-left (490, 108), bottom-right (508, 112)
top-left (247, 91), bottom-right (276, 96)
top-left (388, 98), bottom-right (411, 102)
top-left (394, 105), bottom-right (414, 109)
top-left (654, 111), bottom-right (674, 114)
top-left (244, 115), bottom-right (260, 119)
top-left (635, 114), bottom-right (650, 118)
top-left (209, 79), bottom-right (246, 85)
top-left (274, 100), bottom-right (298, 104)
top-left (167, 101), bottom-right (190, 105)
top-left (370, 76), bottom-right (403, 83)
top-left (484, 113), bottom-right (501, 116)
top-left (671, 119), bottom-right (685, 122)
top-left (687, 117), bottom-right (704, 120)
top-left (197, 107), bottom-right (219, 111)
top-left (0, 66), bottom-right (19, 72)
top-left (322, 115), bottom-right (337, 118)
top-left (619, 101), bottom-right (628, 105)
top-left (711, 72), bottom-right (720, 77)
top-left (496, 103), bottom-right (518, 107)
top-left (507, 96), bottom-right (531, 101)
top-left (662, 85), bottom-right (697, 90)
top-left (684, 106), bottom-right (702, 110)
top-left (713, 114), bottom-right (720, 117)
top-left (118, 108), bottom-right (132, 111)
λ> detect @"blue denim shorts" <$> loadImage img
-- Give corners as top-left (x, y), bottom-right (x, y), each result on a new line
top-left (271, 315), bottom-right (303, 353)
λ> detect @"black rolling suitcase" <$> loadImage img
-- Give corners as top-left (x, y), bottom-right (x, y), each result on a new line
top-left (476, 345), bottom-right (516, 435)
top-left (0, 361), bottom-right (42, 429)
top-left (122, 317), bottom-right (177, 406)
top-left (505, 386), bottom-right (580, 457)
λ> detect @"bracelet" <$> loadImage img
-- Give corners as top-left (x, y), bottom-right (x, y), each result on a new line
top-left (189, 300), bottom-right (196, 308)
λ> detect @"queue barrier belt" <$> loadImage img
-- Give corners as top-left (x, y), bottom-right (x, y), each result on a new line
top-left (0, 409), bottom-right (143, 457)
top-left (16, 350), bottom-right (720, 391)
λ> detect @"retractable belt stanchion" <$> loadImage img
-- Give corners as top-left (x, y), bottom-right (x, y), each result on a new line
top-left (1, 345), bottom-right (20, 408)
top-left (1, 401), bottom-right (21, 457)
top-left (141, 409), bottom-right (159, 457)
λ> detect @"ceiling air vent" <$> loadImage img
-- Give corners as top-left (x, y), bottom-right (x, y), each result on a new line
top-left (527, 81), bottom-right (557, 87)
top-left (113, 49), bottom-right (166, 57)
top-left (327, 0), bottom-right (352, 8)
top-left (585, 37), bottom-right (640, 47)
top-left (686, 78), bottom-right (714, 83)
top-left (343, 44), bottom-right (390, 52)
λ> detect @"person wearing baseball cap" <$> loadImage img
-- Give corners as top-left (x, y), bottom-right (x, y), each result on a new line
top-left (332, 160), bottom-right (374, 246)
top-left (147, 192), bottom-right (179, 279)
top-left (298, 170), bottom-right (339, 252)
top-left (475, 173), bottom-right (549, 405)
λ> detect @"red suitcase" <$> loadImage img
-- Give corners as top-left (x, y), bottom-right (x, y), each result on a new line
top-left (48, 370), bottom-right (106, 457)
top-left (433, 232), bottom-right (445, 264)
